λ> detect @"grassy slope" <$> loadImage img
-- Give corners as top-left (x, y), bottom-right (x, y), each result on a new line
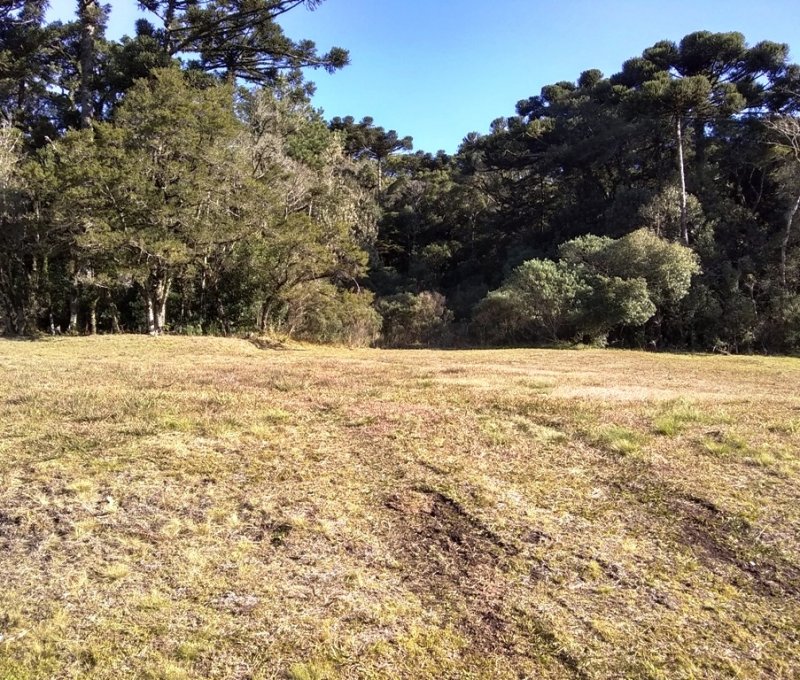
top-left (1, 337), bottom-right (799, 679)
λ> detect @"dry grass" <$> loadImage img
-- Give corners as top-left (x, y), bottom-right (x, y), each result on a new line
top-left (1, 336), bottom-right (799, 679)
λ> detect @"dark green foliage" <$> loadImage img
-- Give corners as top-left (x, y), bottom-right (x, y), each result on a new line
top-left (560, 229), bottom-right (700, 308)
top-left (369, 30), bottom-right (800, 352)
top-left (578, 276), bottom-right (656, 342)
top-left (475, 231), bottom-right (697, 345)
top-left (0, 2), bottom-right (65, 143)
top-left (2, 12), bottom-right (800, 352)
top-left (0, 126), bottom-right (40, 334)
top-left (0, 2), bottom-right (373, 340)
top-left (376, 291), bottom-right (452, 347)
top-left (474, 260), bottom-right (587, 343)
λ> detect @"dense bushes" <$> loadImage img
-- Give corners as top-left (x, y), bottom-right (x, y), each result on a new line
top-left (376, 291), bottom-right (453, 347)
top-left (473, 230), bottom-right (699, 346)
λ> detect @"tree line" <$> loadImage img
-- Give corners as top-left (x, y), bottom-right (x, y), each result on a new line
top-left (371, 30), bottom-right (800, 352)
top-left (2, 3), bottom-right (800, 351)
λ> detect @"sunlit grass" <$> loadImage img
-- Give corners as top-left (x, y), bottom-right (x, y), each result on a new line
top-left (653, 399), bottom-right (706, 436)
top-left (0, 336), bottom-right (798, 679)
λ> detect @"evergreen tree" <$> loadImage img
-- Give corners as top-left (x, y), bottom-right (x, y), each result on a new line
top-left (137, 0), bottom-right (348, 84)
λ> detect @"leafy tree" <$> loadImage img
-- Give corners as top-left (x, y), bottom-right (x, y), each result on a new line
top-left (54, 69), bottom-right (260, 333)
top-left (476, 230), bottom-right (698, 345)
top-left (565, 228), bottom-right (701, 307)
top-left (281, 283), bottom-right (381, 345)
top-left (638, 185), bottom-right (705, 242)
top-left (577, 276), bottom-right (656, 342)
top-left (475, 259), bottom-right (587, 342)
top-left (220, 213), bottom-right (368, 333)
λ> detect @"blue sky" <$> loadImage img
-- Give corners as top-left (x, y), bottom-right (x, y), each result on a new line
top-left (47, 0), bottom-right (800, 153)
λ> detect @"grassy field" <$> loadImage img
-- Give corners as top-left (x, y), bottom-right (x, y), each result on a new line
top-left (1, 337), bottom-right (799, 679)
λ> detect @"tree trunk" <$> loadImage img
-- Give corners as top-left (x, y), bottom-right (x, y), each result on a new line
top-left (109, 301), bottom-right (121, 334)
top-left (217, 300), bottom-right (230, 336)
top-left (42, 256), bottom-right (57, 335)
top-left (676, 117), bottom-right (689, 245)
top-left (146, 274), bottom-right (171, 335)
top-left (77, 0), bottom-right (100, 130)
top-left (88, 296), bottom-right (98, 334)
top-left (68, 292), bottom-right (79, 334)
top-left (259, 301), bottom-right (268, 332)
top-left (258, 298), bottom-right (275, 332)
top-left (781, 191), bottom-right (800, 288)
top-left (146, 293), bottom-right (156, 335)
top-left (2, 303), bottom-right (22, 336)
top-left (163, 0), bottom-right (177, 53)
top-left (66, 256), bottom-right (80, 333)
top-left (0, 264), bottom-right (35, 336)
top-left (156, 289), bottom-right (168, 331)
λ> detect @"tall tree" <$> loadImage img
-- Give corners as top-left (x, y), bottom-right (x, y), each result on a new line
top-left (329, 115), bottom-right (413, 192)
top-left (614, 32), bottom-right (791, 243)
top-left (76, 0), bottom-right (104, 129)
top-left (637, 72), bottom-right (715, 243)
top-left (55, 69), bottom-right (260, 334)
top-left (765, 116), bottom-right (800, 288)
top-left (0, 0), bottom-right (59, 141)
top-left (137, 0), bottom-right (348, 84)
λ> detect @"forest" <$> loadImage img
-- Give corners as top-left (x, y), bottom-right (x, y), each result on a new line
top-left (2, 1), bottom-right (800, 352)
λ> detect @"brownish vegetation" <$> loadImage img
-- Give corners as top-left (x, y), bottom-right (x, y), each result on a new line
top-left (1, 337), bottom-right (799, 679)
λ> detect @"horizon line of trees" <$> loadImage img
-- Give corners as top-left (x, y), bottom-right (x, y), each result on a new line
top-left (369, 29), bottom-right (800, 353)
top-left (2, 3), bottom-right (800, 352)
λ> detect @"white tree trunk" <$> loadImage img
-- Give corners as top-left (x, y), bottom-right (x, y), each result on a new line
top-left (68, 294), bottom-right (79, 334)
top-left (147, 275), bottom-right (171, 335)
top-left (676, 117), bottom-right (689, 245)
top-left (88, 297), bottom-right (98, 335)
top-left (146, 292), bottom-right (156, 335)
top-left (77, 0), bottom-right (99, 130)
top-left (782, 191), bottom-right (800, 288)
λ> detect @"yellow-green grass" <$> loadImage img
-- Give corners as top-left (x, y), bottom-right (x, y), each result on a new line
top-left (1, 336), bottom-right (799, 679)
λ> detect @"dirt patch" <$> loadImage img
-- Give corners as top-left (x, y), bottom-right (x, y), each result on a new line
top-left (379, 487), bottom-right (586, 674)
top-left (384, 488), bottom-right (512, 648)
top-left (675, 494), bottom-right (800, 598)
top-left (238, 501), bottom-right (294, 546)
top-left (612, 467), bottom-right (800, 600)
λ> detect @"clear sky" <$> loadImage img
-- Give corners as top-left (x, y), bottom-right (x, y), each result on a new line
top-left (47, 0), bottom-right (800, 153)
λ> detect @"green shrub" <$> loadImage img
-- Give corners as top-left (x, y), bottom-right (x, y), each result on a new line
top-left (377, 291), bottom-right (453, 347)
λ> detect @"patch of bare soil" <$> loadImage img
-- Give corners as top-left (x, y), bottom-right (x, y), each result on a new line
top-left (381, 487), bottom-right (592, 677)
top-left (384, 488), bottom-right (514, 649)
top-left (674, 494), bottom-right (800, 598)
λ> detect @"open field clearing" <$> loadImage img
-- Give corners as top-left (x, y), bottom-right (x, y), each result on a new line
top-left (1, 337), bottom-right (799, 679)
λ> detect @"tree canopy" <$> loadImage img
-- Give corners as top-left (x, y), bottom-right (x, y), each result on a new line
top-left (1, 12), bottom-right (799, 352)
